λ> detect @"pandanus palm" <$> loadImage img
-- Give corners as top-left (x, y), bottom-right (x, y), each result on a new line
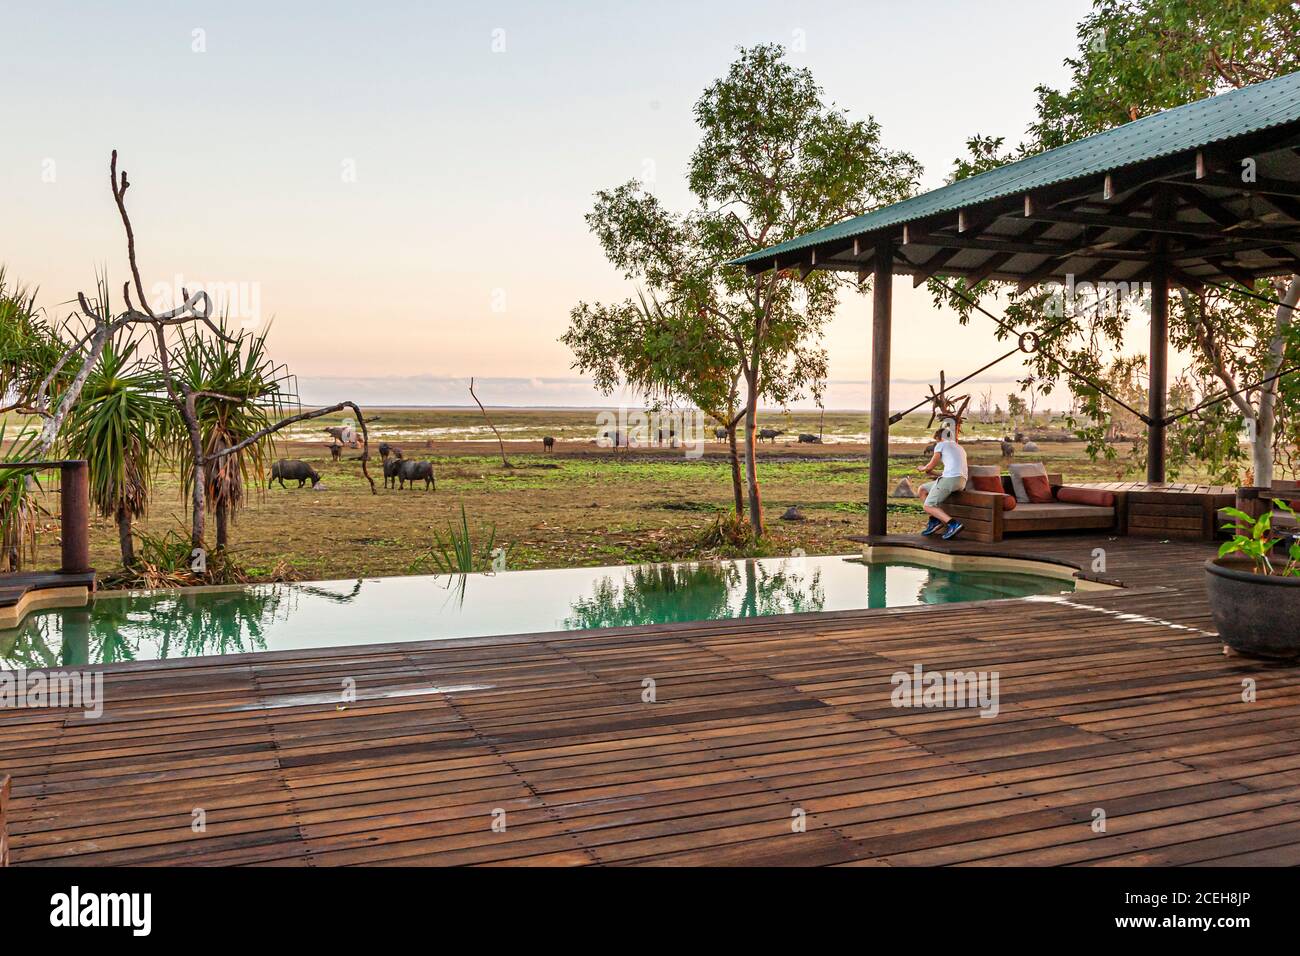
top-left (62, 330), bottom-right (172, 567)
top-left (169, 320), bottom-right (290, 550)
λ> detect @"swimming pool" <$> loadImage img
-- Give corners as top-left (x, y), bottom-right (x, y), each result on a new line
top-left (0, 554), bottom-right (1076, 669)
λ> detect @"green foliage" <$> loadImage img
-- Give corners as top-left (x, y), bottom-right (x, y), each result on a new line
top-left (1030, 0), bottom-right (1300, 149)
top-left (62, 328), bottom-right (174, 562)
top-left (410, 503), bottom-right (500, 574)
top-left (0, 267), bottom-right (63, 409)
top-left (0, 422), bottom-right (47, 571)
top-left (1219, 501), bottom-right (1300, 576)
top-left (565, 43), bottom-right (921, 533)
top-left (168, 319), bottom-right (291, 535)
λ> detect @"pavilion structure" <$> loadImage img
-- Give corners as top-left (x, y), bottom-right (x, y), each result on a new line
top-left (733, 70), bottom-right (1300, 536)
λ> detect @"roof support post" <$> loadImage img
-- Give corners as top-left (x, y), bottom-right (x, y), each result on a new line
top-left (59, 460), bottom-right (92, 575)
top-left (1147, 261), bottom-right (1169, 484)
top-left (869, 241), bottom-right (894, 537)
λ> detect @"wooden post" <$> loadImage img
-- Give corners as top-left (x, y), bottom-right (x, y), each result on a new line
top-left (868, 242), bottom-right (894, 537)
top-left (59, 460), bottom-right (91, 575)
top-left (0, 774), bottom-right (10, 867)
top-left (1147, 263), bottom-right (1168, 484)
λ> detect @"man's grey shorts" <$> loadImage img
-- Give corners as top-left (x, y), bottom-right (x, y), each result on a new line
top-left (922, 475), bottom-right (967, 507)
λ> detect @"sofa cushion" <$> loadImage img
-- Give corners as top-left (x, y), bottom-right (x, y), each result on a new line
top-left (1009, 462), bottom-right (1047, 503)
top-left (1022, 472), bottom-right (1055, 503)
top-left (1003, 502), bottom-right (1115, 523)
top-left (1056, 486), bottom-right (1116, 507)
top-left (969, 469), bottom-right (1004, 495)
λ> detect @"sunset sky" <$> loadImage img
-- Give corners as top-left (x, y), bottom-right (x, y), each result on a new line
top-left (1, 0), bottom-right (1143, 410)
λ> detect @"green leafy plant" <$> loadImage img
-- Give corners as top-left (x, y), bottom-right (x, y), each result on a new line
top-left (1219, 501), bottom-right (1300, 577)
top-left (410, 503), bottom-right (499, 573)
top-left (168, 319), bottom-right (292, 549)
top-left (0, 422), bottom-right (49, 572)
top-left (62, 325), bottom-right (173, 567)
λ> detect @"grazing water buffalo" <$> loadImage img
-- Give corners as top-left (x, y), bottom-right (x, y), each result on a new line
top-left (270, 460), bottom-right (323, 489)
top-left (543, 436), bottom-right (555, 452)
top-left (398, 459), bottom-right (436, 490)
top-left (797, 433), bottom-right (822, 444)
top-left (759, 428), bottom-right (783, 444)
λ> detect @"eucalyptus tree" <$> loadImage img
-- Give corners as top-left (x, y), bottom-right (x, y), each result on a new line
top-left (565, 290), bottom-right (747, 515)
top-left (570, 44), bottom-right (920, 535)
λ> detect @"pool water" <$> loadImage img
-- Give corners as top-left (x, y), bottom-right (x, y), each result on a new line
top-left (0, 555), bottom-right (1074, 669)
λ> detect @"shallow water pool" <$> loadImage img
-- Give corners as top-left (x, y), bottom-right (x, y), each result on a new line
top-left (0, 555), bottom-right (1074, 669)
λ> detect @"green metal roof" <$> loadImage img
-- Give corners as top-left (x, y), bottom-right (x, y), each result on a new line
top-left (733, 70), bottom-right (1300, 267)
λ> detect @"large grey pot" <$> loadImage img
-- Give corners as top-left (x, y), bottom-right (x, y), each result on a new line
top-left (1205, 558), bottom-right (1300, 658)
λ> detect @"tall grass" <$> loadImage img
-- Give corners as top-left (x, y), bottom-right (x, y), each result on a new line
top-left (410, 503), bottom-right (499, 574)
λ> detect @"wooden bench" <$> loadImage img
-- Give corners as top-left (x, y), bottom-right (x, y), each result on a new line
top-left (945, 473), bottom-right (1121, 543)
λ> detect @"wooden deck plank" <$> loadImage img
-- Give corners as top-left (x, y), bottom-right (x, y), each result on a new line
top-left (4, 532), bottom-right (1300, 866)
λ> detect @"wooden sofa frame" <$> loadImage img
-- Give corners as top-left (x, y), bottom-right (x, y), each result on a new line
top-left (943, 473), bottom-right (1124, 543)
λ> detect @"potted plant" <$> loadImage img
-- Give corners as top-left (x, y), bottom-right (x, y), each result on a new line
top-left (1206, 501), bottom-right (1300, 657)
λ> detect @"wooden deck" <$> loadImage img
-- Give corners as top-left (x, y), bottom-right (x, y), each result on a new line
top-left (4, 533), bottom-right (1300, 866)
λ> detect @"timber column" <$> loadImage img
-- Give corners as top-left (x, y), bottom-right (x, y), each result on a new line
top-left (59, 460), bottom-right (92, 575)
top-left (868, 241), bottom-right (894, 537)
top-left (1147, 263), bottom-right (1168, 484)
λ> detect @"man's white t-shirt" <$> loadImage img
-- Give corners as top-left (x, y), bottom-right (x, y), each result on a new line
top-left (935, 440), bottom-right (968, 479)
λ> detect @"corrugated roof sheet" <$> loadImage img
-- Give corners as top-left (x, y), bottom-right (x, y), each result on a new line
top-left (733, 70), bottom-right (1300, 266)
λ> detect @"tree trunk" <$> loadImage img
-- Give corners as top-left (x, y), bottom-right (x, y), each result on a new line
top-left (1252, 276), bottom-right (1300, 487)
top-left (727, 425), bottom-right (745, 518)
top-left (116, 509), bottom-right (134, 567)
top-left (743, 371), bottom-right (763, 537)
top-left (215, 500), bottom-right (228, 550)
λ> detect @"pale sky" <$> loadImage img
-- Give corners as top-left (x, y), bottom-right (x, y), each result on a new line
top-left (2, 0), bottom-right (1108, 409)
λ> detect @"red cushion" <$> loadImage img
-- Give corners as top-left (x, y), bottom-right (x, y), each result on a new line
top-left (1000, 493), bottom-right (1017, 512)
top-left (970, 474), bottom-right (1003, 494)
top-left (1056, 486), bottom-right (1116, 507)
top-left (1022, 473), bottom-right (1055, 503)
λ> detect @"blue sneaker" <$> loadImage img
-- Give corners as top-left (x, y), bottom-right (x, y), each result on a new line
top-left (921, 516), bottom-right (943, 537)
top-left (941, 520), bottom-right (964, 540)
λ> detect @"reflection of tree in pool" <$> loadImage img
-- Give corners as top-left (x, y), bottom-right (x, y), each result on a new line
top-left (0, 579), bottom-right (371, 668)
top-left (563, 559), bottom-right (824, 630)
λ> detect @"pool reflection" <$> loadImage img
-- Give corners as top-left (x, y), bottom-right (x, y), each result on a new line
top-left (1, 555), bottom-right (1071, 669)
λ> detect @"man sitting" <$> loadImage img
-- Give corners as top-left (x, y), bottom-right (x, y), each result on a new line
top-left (917, 421), bottom-right (968, 541)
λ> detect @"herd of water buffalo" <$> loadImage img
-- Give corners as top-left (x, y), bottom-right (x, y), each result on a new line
top-left (268, 425), bottom-right (828, 494)
top-left (268, 441), bottom-right (435, 493)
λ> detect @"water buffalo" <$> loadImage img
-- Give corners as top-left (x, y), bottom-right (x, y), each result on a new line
top-left (759, 428), bottom-right (784, 444)
top-left (543, 436), bottom-right (555, 452)
top-left (324, 425), bottom-right (357, 447)
top-left (714, 427), bottom-right (728, 441)
top-left (383, 456), bottom-right (403, 489)
top-left (797, 433), bottom-right (822, 444)
top-left (328, 443), bottom-right (342, 461)
top-left (398, 459), bottom-right (436, 490)
top-left (270, 460), bottom-right (323, 489)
